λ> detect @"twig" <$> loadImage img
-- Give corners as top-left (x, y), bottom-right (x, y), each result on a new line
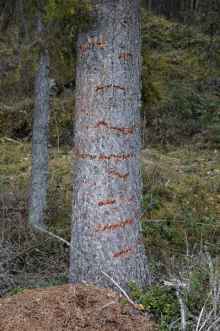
top-left (207, 316), bottom-right (220, 331)
top-left (196, 302), bottom-right (206, 331)
top-left (198, 309), bottom-right (214, 331)
top-left (205, 247), bottom-right (220, 319)
top-left (164, 279), bottom-right (188, 331)
top-left (33, 225), bottom-right (70, 246)
top-left (169, 317), bottom-right (181, 329)
top-left (176, 289), bottom-right (187, 331)
top-left (101, 270), bottom-right (138, 309)
top-left (0, 137), bottom-right (22, 144)
top-left (100, 301), bottom-right (117, 310)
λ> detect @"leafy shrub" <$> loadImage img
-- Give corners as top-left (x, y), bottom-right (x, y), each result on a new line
top-left (129, 282), bottom-right (178, 330)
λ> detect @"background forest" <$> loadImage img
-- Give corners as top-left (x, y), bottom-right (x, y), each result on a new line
top-left (0, 0), bottom-right (220, 330)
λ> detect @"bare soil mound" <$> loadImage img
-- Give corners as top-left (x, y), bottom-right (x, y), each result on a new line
top-left (0, 284), bottom-right (156, 331)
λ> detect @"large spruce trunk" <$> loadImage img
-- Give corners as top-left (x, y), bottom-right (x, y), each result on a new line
top-left (70, 0), bottom-right (148, 289)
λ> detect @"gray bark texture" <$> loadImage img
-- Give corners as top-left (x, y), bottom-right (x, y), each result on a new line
top-left (29, 18), bottom-right (49, 228)
top-left (70, 0), bottom-right (149, 290)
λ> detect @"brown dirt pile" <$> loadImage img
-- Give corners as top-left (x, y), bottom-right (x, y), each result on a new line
top-left (0, 284), bottom-right (156, 331)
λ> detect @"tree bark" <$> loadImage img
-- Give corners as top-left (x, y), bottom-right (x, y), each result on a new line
top-left (29, 16), bottom-right (49, 228)
top-left (70, 0), bottom-right (149, 290)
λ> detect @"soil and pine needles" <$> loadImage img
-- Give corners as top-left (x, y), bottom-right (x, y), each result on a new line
top-left (0, 284), bottom-right (156, 331)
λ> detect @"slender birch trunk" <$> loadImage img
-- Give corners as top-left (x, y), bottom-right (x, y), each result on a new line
top-left (70, 0), bottom-right (148, 290)
top-left (29, 16), bottom-right (49, 228)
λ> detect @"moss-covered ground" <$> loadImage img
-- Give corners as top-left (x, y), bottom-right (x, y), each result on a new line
top-left (1, 140), bottom-right (220, 256)
top-left (1, 140), bottom-right (220, 329)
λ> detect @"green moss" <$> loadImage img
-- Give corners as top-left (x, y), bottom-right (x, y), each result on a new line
top-left (141, 146), bottom-right (220, 254)
top-left (0, 140), bottom-right (31, 192)
top-left (0, 142), bottom-right (72, 238)
top-left (141, 12), bottom-right (220, 145)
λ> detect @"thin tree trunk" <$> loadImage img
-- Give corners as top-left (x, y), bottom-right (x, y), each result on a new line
top-left (180, 0), bottom-right (185, 13)
top-left (17, 0), bottom-right (29, 43)
top-left (70, 0), bottom-right (148, 290)
top-left (194, 0), bottom-right (199, 11)
top-left (29, 16), bottom-right (49, 228)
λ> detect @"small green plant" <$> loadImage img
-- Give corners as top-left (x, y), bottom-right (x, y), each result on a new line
top-left (8, 287), bottom-right (25, 296)
top-left (142, 192), bottom-right (161, 214)
top-left (129, 282), bottom-right (179, 330)
top-left (187, 267), bottom-right (209, 314)
top-left (34, 273), bottom-right (69, 289)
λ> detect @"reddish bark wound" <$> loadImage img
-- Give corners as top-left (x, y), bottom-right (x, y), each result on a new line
top-left (119, 52), bottom-right (132, 61)
top-left (97, 196), bottom-right (134, 207)
top-left (98, 154), bottom-right (132, 161)
top-left (112, 246), bottom-right (133, 258)
top-left (75, 152), bottom-right (133, 161)
top-left (79, 44), bottom-right (87, 55)
top-left (98, 199), bottom-right (116, 206)
top-left (113, 85), bottom-right (126, 91)
top-left (80, 35), bottom-right (107, 56)
top-left (96, 219), bottom-right (133, 232)
top-left (96, 120), bottom-right (108, 128)
top-left (111, 127), bottom-right (133, 134)
top-left (85, 121), bottom-right (134, 135)
top-left (96, 84), bottom-right (126, 92)
top-left (108, 171), bottom-right (129, 180)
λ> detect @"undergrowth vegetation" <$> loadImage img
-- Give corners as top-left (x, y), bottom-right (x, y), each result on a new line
top-left (141, 13), bottom-right (220, 146)
top-left (140, 147), bottom-right (220, 329)
top-left (141, 147), bottom-right (220, 255)
top-left (0, 141), bottom-right (70, 296)
top-left (1, 139), bottom-right (220, 329)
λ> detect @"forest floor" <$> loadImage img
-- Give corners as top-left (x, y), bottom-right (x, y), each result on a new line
top-left (0, 284), bottom-right (156, 331)
top-left (0, 140), bottom-right (220, 330)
